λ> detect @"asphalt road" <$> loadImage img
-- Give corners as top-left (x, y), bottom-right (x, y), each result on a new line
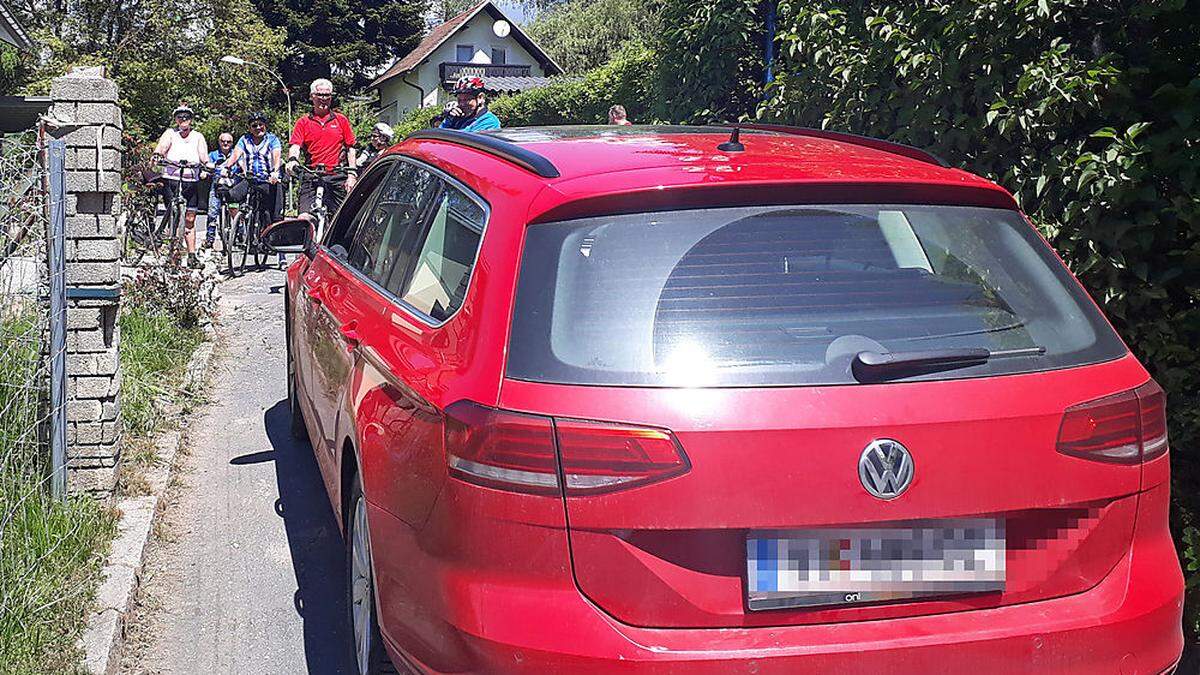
top-left (120, 267), bottom-right (358, 674)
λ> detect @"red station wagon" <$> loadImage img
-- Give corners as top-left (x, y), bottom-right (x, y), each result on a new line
top-left (269, 125), bottom-right (1184, 674)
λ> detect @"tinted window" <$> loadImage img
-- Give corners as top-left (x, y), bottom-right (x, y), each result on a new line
top-left (323, 161), bottom-right (394, 254)
top-left (507, 205), bottom-right (1127, 387)
top-left (344, 163), bottom-right (439, 285)
top-left (390, 181), bottom-right (485, 322)
top-left (456, 45), bottom-right (473, 61)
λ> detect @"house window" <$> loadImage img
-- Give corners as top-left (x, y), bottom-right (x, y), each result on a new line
top-left (456, 44), bottom-right (474, 62)
top-left (491, 47), bottom-right (506, 64)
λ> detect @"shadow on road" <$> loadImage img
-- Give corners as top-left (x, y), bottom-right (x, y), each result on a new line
top-left (225, 399), bottom-right (356, 673)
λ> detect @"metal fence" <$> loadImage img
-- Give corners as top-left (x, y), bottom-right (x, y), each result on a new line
top-left (0, 132), bottom-right (69, 628)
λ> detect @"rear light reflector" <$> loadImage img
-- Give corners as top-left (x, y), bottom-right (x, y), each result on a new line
top-left (1056, 380), bottom-right (1168, 464)
top-left (1136, 380), bottom-right (1168, 461)
top-left (444, 401), bottom-right (690, 495)
top-left (555, 419), bottom-right (690, 495)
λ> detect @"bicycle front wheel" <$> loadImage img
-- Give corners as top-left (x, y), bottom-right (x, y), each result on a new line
top-left (220, 207), bottom-right (238, 276)
top-left (237, 211), bottom-right (253, 272)
top-left (252, 214), bottom-right (269, 268)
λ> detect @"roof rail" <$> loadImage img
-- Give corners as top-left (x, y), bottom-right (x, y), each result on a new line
top-left (716, 123), bottom-right (951, 169)
top-left (405, 129), bottom-right (561, 178)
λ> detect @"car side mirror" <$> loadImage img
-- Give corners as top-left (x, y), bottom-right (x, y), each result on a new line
top-left (262, 216), bottom-right (317, 258)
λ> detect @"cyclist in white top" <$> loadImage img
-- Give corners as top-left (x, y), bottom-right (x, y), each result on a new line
top-left (153, 104), bottom-right (208, 267)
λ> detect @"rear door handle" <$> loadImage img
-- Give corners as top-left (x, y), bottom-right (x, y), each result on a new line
top-left (338, 320), bottom-right (361, 350)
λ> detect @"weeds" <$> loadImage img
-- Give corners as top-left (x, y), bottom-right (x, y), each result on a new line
top-left (119, 306), bottom-right (205, 439)
top-left (0, 316), bottom-right (115, 671)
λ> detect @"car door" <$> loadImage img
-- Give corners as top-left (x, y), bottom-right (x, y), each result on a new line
top-left (294, 162), bottom-right (396, 477)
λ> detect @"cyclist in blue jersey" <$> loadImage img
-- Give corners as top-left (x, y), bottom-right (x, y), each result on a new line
top-left (222, 111), bottom-right (285, 265)
top-left (438, 76), bottom-right (500, 133)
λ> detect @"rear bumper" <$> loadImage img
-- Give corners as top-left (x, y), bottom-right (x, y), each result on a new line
top-left (386, 502), bottom-right (1183, 674)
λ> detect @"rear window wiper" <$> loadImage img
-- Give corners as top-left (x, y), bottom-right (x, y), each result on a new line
top-left (851, 346), bottom-right (1045, 383)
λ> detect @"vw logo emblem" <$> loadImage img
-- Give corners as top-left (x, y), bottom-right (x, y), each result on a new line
top-left (859, 439), bottom-right (914, 500)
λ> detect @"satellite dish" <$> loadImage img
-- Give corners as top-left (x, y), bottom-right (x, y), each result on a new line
top-left (493, 20), bottom-right (511, 38)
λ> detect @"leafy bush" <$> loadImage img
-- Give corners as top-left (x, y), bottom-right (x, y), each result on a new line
top-left (393, 104), bottom-right (442, 138)
top-left (123, 261), bottom-right (217, 331)
top-left (490, 46), bottom-right (660, 126)
top-left (654, 0), bottom-right (763, 122)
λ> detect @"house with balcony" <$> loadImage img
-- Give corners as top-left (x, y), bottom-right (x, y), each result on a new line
top-left (368, 0), bottom-right (563, 124)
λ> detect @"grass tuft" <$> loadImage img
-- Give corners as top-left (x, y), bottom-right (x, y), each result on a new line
top-left (0, 314), bottom-right (116, 672)
top-left (119, 307), bottom-right (204, 438)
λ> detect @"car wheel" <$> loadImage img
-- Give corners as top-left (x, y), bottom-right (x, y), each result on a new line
top-left (347, 475), bottom-right (388, 675)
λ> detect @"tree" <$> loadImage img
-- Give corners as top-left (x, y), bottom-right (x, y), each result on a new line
top-left (525, 0), bottom-right (660, 73)
top-left (251, 0), bottom-right (428, 94)
top-left (8, 0), bottom-right (286, 140)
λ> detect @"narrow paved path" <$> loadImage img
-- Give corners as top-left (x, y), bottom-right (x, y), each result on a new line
top-left (121, 267), bottom-right (357, 674)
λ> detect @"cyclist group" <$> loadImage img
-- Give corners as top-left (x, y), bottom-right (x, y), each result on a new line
top-left (147, 74), bottom-right (509, 269)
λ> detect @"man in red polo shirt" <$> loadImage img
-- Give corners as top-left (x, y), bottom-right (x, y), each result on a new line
top-left (285, 78), bottom-right (358, 220)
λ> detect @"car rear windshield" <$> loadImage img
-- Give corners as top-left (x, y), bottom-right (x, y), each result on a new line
top-left (507, 204), bottom-right (1127, 387)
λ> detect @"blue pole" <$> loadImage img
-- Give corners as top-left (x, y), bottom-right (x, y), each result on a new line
top-left (48, 140), bottom-right (68, 499)
top-left (764, 0), bottom-right (777, 86)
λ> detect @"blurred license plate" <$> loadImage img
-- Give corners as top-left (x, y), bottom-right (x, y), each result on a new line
top-left (746, 519), bottom-right (1005, 611)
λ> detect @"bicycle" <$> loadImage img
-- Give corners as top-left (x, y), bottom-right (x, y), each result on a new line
top-left (222, 176), bottom-right (279, 274)
top-left (211, 172), bottom-right (243, 275)
top-left (293, 164), bottom-right (350, 243)
top-left (121, 179), bottom-right (165, 265)
top-left (151, 157), bottom-right (199, 260)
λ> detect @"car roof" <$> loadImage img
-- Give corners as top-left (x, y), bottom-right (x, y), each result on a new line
top-left (396, 125), bottom-right (1017, 221)
top-left (478, 125), bottom-right (992, 188)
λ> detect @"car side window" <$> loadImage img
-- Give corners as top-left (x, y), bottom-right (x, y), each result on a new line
top-left (387, 179), bottom-right (486, 323)
top-left (344, 163), bottom-right (439, 285)
top-left (325, 161), bottom-right (394, 258)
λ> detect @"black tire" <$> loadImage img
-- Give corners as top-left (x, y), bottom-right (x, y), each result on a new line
top-left (160, 205), bottom-right (181, 260)
top-left (237, 211), bottom-right (252, 272)
top-left (345, 475), bottom-right (389, 675)
top-left (220, 207), bottom-right (237, 276)
top-left (252, 215), bottom-right (269, 269)
top-left (124, 211), bottom-right (150, 266)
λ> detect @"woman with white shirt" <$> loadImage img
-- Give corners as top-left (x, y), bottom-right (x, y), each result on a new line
top-left (153, 104), bottom-right (208, 268)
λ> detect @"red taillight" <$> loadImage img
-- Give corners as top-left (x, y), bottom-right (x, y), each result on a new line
top-left (444, 401), bottom-right (559, 494)
top-left (443, 401), bottom-right (690, 495)
top-left (555, 419), bottom-right (690, 495)
top-left (1056, 380), bottom-right (1168, 464)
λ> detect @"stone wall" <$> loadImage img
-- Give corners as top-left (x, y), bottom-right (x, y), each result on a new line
top-left (49, 68), bottom-right (123, 495)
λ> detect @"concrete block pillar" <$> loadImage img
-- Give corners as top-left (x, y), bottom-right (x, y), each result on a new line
top-left (49, 67), bottom-right (123, 495)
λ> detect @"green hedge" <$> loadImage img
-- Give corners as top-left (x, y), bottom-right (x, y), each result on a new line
top-left (756, 0), bottom-right (1200, 634)
top-left (490, 46), bottom-right (660, 126)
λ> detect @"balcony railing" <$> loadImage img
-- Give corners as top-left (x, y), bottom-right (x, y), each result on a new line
top-left (439, 62), bottom-right (532, 86)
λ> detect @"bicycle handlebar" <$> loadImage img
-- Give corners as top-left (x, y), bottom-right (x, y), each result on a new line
top-left (154, 157), bottom-right (196, 169)
top-left (294, 163), bottom-right (352, 177)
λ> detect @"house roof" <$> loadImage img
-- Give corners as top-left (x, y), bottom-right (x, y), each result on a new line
top-left (486, 75), bottom-right (555, 93)
top-left (0, 0), bottom-right (32, 51)
top-left (369, 0), bottom-right (563, 90)
top-left (0, 96), bottom-right (50, 132)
